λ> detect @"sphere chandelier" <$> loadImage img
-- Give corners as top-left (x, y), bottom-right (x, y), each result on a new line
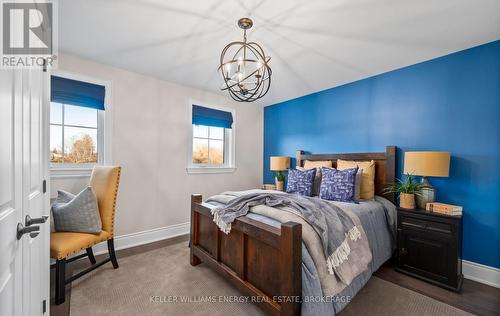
top-left (219, 17), bottom-right (272, 102)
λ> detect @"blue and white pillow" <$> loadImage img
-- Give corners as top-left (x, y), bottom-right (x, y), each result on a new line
top-left (286, 168), bottom-right (317, 196)
top-left (319, 167), bottom-right (359, 203)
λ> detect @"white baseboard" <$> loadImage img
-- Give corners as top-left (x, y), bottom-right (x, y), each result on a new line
top-left (463, 260), bottom-right (500, 288)
top-left (92, 222), bottom-right (190, 256)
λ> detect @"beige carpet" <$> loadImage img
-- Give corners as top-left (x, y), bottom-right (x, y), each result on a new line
top-left (69, 241), bottom-right (473, 316)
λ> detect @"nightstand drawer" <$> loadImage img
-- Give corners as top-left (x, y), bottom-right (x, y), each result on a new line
top-left (400, 216), bottom-right (453, 234)
top-left (426, 221), bottom-right (453, 234)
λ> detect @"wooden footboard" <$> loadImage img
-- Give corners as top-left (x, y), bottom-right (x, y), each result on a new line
top-left (190, 194), bottom-right (302, 316)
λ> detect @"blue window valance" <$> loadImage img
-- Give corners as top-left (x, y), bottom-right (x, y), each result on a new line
top-left (51, 76), bottom-right (106, 110)
top-left (192, 105), bottom-right (233, 129)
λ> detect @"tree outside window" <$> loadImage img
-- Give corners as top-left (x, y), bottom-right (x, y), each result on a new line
top-left (50, 102), bottom-right (99, 164)
top-left (192, 125), bottom-right (224, 165)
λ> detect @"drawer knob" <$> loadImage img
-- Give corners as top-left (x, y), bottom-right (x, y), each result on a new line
top-left (400, 248), bottom-right (408, 256)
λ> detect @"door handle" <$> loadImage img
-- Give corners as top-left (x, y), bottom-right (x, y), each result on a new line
top-left (25, 215), bottom-right (49, 226)
top-left (16, 223), bottom-right (40, 240)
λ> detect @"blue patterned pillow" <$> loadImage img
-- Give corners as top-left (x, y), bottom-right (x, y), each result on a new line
top-left (319, 167), bottom-right (359, 203)
top-left (286, 168), bottom-right (317, 196)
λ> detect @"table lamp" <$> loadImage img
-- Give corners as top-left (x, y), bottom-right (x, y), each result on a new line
top-left (270, 156), bottom-right (290, 191)
top-left (404, 151), bottom-right (450, 209)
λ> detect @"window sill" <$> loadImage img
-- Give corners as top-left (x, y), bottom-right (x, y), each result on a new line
top-left (186, 166), bottom-right (237, 174)
top-left (50, 167), bottom-right (94, 179)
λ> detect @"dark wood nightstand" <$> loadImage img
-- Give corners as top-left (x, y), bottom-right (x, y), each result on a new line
top-left (396, 207), bottom-right (463, 292)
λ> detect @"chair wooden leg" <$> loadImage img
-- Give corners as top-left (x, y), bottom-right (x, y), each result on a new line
top-left (55, 259), bottom-right (66, 305)
top-left (86, 247), bottom-right (96, 264)
top-left (107, 239), bottom-right (119, 269)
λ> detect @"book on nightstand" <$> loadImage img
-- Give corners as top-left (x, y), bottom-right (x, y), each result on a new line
top-left (261, 184), bottom-right (276, 190)
top-left (426, 202), bottom-right (463, 216)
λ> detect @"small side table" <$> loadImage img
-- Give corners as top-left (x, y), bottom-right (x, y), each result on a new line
top-left (396, 207), bottom-right (463, 292)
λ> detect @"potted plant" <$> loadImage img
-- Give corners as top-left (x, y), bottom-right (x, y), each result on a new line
top-left (384, 174), bottom-right (423, 209)
top-left (275, 171), bottom-right (286, 191)
top-left (270, 156), bottom-right (290, 191)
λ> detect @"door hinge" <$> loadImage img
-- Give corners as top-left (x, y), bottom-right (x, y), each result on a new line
top-left (42, 180), bottom-right (46, 194)
top-left (42, 299), bottom-right (47, 313)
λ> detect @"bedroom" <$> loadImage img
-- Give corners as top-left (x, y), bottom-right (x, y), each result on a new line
top-left (0, 0), bottom-right (499, 315)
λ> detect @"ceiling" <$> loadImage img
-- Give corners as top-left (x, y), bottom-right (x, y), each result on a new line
top-left (59, 0), bottom-right (500, 106)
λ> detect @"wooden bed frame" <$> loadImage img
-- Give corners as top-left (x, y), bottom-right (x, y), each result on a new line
top-left (190, 146), bottom-right (396, 315)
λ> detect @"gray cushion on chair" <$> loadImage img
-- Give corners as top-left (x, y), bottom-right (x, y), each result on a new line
top-left (51, 187), bottom-right (102, 234)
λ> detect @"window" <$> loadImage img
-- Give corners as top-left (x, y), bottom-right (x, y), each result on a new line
top-left (50, 75), bottom-right (107, 170)
top-left (50, 102), bottom-right (102, 164)
top-left (188, 104), bottom-right (235, 173)
top-left (192, 125), bottom-right (225, 164)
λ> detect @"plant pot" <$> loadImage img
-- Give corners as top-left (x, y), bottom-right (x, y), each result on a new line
top-left (400, 193), bottom-right (415, 209)
top-left (275, 179), bottom-right (284, 191)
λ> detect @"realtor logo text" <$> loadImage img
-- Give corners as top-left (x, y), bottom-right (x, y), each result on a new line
top-left (1, 1), bottom-right (57, 69)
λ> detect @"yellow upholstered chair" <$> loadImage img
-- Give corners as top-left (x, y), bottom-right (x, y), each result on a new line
top-left (51, 166), bottom-right (121, 305)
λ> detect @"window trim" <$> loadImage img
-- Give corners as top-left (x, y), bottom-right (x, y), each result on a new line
top-left (187, 101), bottom-right (236, 174)
top-left (50, 70), bottom-right (113, 179)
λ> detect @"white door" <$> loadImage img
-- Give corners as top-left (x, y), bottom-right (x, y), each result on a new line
top-left (21, 66), bottom-right (50, 315)
top-left (0, 66), bottom-right (50, 316)
top-left (0, 62), bottom-right (23, 316)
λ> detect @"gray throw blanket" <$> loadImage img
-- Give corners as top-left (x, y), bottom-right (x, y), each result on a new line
top-left (208, 192), bottom-right (363, 275)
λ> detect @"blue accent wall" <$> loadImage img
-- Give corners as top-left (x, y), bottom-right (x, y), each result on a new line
top-left (263, 40), bottom-right (500, 268)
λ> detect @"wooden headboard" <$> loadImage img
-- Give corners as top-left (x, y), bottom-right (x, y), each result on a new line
top-left (296, 146), bottom-right (397, 203)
